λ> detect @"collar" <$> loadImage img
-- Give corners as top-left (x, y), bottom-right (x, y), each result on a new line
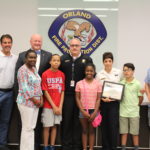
top-left (0, 50), bottom-right (13, 56)
top-left (35, 50), bottom-right (41, 55)
top-left (31, 49), bottom-right (41, 54)
top-left (70, 52), bottom-right (81, 60)
top-left (102, 68), bottom-right (113, 74)
top-left (124, 78), bottom-right (135, 84)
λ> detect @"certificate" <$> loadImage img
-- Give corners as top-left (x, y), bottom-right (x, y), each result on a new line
top-left (101, 81), bottom-right (125, 101)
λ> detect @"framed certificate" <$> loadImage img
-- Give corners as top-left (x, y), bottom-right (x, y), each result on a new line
top-left (101, 81), bottom-right (125, 101)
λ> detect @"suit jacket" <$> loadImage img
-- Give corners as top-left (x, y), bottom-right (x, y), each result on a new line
top-left (14, 49), bottom-right (52, 99)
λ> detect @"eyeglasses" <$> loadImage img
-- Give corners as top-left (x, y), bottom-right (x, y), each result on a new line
top-left (123, 69), bottom-right (133, 72)
top-left (70, 44), bottom-right (80, 47)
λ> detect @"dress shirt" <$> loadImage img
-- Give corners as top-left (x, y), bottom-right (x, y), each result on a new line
top-left (0, 51), bottom-right (18, 89)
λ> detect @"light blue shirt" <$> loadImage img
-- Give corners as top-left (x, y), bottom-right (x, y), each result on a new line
top-left (145, 68), bottom-right (150, 107)
top-left (145, 68), bottom-right (150, 84)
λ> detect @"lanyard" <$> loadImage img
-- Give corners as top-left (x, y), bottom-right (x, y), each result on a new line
top-left (71, 61), bottom-right (75, 80)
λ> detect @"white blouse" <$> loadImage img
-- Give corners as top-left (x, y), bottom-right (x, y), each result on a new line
top-left (96, 68), bottom-right (122, 84)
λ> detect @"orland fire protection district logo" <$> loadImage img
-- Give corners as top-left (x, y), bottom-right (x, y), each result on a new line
top-left (48, 9), bottom-right (107, 56)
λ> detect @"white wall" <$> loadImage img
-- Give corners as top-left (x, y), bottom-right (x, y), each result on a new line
top-left (117, 0), bottom-right (150, 85)
top-left (0, 0), bottom-right (37, 54)
top-left (1, 0), bottom-right (150, 84)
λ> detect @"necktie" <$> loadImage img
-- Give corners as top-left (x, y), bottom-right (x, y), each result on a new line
top-left (35, 50), bottom-right (41, 55)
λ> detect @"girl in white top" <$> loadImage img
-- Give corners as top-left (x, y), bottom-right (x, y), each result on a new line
top-left (96, 52), bottom-right (122, 150)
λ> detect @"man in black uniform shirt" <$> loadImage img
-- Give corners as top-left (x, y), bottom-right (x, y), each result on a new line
top-left (60, 38), bottom-right (93, 150)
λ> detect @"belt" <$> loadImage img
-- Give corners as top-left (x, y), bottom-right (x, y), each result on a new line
top-left (0, 88), bottom-right (13, 92)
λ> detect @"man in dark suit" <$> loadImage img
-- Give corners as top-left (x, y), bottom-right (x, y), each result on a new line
top-left (14, 34), bottom-right (52, 150)
top-left (15, 34), bottom-right (51, 76)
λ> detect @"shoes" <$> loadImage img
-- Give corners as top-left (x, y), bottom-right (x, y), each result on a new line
top-left (49, 146), bottom-right (55, 150)
top-left (134, 146), bottom-right (139, 150)
top-left (43, 146), bottom-right (50, 150)
top-left (121, 145), bottom-right (126, 150)
top-left (43, 145), bottom-right (55, 150)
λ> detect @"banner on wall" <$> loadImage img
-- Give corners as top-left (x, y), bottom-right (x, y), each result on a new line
top-left (48, 9), bottom-right (107, 56)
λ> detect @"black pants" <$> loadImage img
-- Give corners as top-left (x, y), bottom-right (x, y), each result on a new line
top-left (61, 94), bottom-right (82, 150)
top-left (101, 101), bottom-right (119, 150)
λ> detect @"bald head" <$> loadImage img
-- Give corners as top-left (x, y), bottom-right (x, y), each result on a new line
top-left (69, 38), bottom-right (81, 46)
top-left (69, 38), bottom-right (81, 57)
top-left (30, 34), bottom-right (42, 51)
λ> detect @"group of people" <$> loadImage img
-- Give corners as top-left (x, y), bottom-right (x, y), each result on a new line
top-left (0, 33), bottom-right (150, 150)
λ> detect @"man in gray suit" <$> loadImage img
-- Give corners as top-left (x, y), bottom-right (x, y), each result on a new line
top-left (14, 34), bottom-right (52, 150)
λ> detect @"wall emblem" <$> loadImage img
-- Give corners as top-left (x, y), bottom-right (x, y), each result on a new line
top-left (48, 10), bottom-right (107, 56)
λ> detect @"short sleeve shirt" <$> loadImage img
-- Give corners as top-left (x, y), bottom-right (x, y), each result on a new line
top-left (75, 79), bottom-right (102, 109)
top-left (17, 65), bottom-right (42, 108)
top-left (96, 68), bottom-right (122, 85)
top-left (120, 78), bottom-right (142, 117)
top-left (42, 69), bottom-right (65, 109)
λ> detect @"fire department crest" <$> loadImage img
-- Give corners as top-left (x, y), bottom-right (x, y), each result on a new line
top-left (48, 10), bottom-right (107, 56)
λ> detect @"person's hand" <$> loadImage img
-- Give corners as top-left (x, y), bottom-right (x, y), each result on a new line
top-left (58, 107), bottom-right (62, 115)
top-left (89, 111), bottom-right (97, 122)
top-left (140, 89), bottom-right (145, 95)
top-left (33, 99), bottom-right (41, 107)
top-left (82, 110), bottom-right (90, 119)
top-left (102, 97), bottom-right (112, 102)
top-left (53, 106), bottom-right (60, 115)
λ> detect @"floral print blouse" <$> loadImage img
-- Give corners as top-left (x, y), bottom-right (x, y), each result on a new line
top-left (16, 64), bottom-right (42, 108)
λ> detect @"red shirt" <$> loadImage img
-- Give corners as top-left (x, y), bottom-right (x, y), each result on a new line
top-left (42, 69), bottom-right (65, 109)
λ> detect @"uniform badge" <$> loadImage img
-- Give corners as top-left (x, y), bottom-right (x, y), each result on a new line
top-left (82, 59), bottom-right (86, 63)
top-left (65, 60), bottom-right (70, 62)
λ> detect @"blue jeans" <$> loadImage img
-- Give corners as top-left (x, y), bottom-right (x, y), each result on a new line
top-left (0, 91), bottom-right (13, 145)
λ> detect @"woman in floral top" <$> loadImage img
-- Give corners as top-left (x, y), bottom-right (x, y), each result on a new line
top-left (17, 50), bottom-right (43, 150)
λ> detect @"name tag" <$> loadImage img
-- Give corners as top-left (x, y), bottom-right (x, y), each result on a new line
top-left (70, 80), bottom-right (75, 87)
